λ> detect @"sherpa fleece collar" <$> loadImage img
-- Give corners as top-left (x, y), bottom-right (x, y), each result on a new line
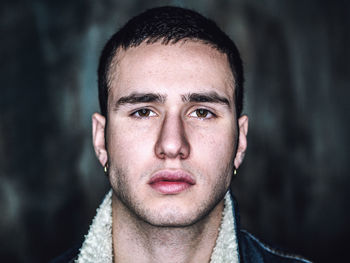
top-left (76, 190), bottom-right (239, 263)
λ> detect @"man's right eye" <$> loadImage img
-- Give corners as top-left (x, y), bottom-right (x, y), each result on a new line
top-left (131, 109), bottom-right (157, 118)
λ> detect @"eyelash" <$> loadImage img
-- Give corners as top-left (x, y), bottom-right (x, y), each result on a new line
top-left (131, 108), bottom-right (157, 118)
top-left (130, 108), bottom-right (217, 119)
top-left (189, 108), bottom-right (216, 119)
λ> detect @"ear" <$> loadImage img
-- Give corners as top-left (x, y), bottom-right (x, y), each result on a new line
top-left (92, 113), bottom-right (108, 167)
top-left (234, 115), bottom-right (249, 169)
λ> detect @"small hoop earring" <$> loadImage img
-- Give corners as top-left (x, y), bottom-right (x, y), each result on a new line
top-left (234, 168), bottom-right (237, 176)
top-left (104, 164), bottom-right (108, 174)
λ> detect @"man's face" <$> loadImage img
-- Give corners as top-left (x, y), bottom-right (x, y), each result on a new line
top-left (93, 41), bottom-right (248, 226)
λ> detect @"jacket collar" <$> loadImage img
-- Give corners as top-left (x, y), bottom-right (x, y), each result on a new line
top-left (76, 190), bottom-right (240, 263)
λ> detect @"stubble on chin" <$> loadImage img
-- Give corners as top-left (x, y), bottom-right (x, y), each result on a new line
top-left (109, 162), bottom-right (233, 228)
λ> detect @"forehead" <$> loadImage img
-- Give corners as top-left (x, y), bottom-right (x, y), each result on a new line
top-left (108, 41), bottom-right (234, 100)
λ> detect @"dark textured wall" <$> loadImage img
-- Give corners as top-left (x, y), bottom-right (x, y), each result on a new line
top-left (1, 0), bottom-right (349, 262)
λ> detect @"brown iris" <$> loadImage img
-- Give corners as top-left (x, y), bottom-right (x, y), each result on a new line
top-left (137, 109), bottom-right (151, 117)
top-left (196, 109), bottom-right (209, 118)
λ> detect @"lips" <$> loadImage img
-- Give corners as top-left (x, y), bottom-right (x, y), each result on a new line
top-left (148, 170), bottom-right (195, 194)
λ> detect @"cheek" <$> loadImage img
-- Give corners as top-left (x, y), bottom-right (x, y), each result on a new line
top-left (189, 125), bottom-right (236, 171)
top-left (107, 120), bottom-right (157, 166)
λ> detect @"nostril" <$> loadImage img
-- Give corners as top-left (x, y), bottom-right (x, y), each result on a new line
top-left (154, 117), bottom-right (190, 159)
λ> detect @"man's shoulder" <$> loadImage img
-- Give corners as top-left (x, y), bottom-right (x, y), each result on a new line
top-left (239, 229), bottom-right (312, 263)
top-left (49, 245), bottom-right (80, 263)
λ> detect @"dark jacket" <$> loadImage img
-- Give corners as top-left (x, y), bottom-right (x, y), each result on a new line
top-left (51, 192), bottom-right (311, 263)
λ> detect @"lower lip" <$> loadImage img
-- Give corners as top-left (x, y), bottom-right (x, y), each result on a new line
top-left (150, 181), bottom-right (192, 194)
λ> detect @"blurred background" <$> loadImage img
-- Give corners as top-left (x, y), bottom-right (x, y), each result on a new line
top-left (1, 0), bottom-right (349, 262)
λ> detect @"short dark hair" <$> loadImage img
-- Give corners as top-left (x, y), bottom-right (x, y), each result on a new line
top-left (98, 6), bottom-right (244, 117)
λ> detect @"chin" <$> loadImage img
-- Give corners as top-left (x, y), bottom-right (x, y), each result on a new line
top-left (113, 175), bottom-right (228, 228)
top-left (134, 199), bottom-right (220, 228)
top-left (141, 210), bottom-right (203, 227)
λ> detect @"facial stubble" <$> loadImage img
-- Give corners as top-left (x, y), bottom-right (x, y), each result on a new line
top-left (109, 157), bottom-right (235, 228)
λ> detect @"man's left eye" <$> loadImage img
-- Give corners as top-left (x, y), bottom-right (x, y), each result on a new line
top-left (189, 109), bottom-right (215, 119)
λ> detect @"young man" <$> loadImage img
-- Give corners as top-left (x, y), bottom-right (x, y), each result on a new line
top-left (54, 6), bottom-right (310, 263)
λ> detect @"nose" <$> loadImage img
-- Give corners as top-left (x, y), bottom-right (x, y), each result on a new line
top-left (155, 114), bottom-right (190, 159)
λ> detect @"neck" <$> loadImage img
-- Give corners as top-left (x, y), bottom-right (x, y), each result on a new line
top-left (111, 195), bottom-right (224, 263)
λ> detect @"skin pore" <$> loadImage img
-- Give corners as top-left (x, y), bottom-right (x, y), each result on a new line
top-left (92, 41), bottom-right (248, 263)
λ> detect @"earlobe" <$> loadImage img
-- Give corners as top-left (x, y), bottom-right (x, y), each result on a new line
top-left (234, 115), bottom-right (249, 169)
top-left (92, 113), bottom-right (108, 167)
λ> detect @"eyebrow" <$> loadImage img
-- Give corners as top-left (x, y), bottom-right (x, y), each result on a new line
top-left (114, 91), bottom-right (231, 110)
top-left (182, 92), bottom-right (231, 108)
top-left (115, 92), bottom-right (167, 110)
